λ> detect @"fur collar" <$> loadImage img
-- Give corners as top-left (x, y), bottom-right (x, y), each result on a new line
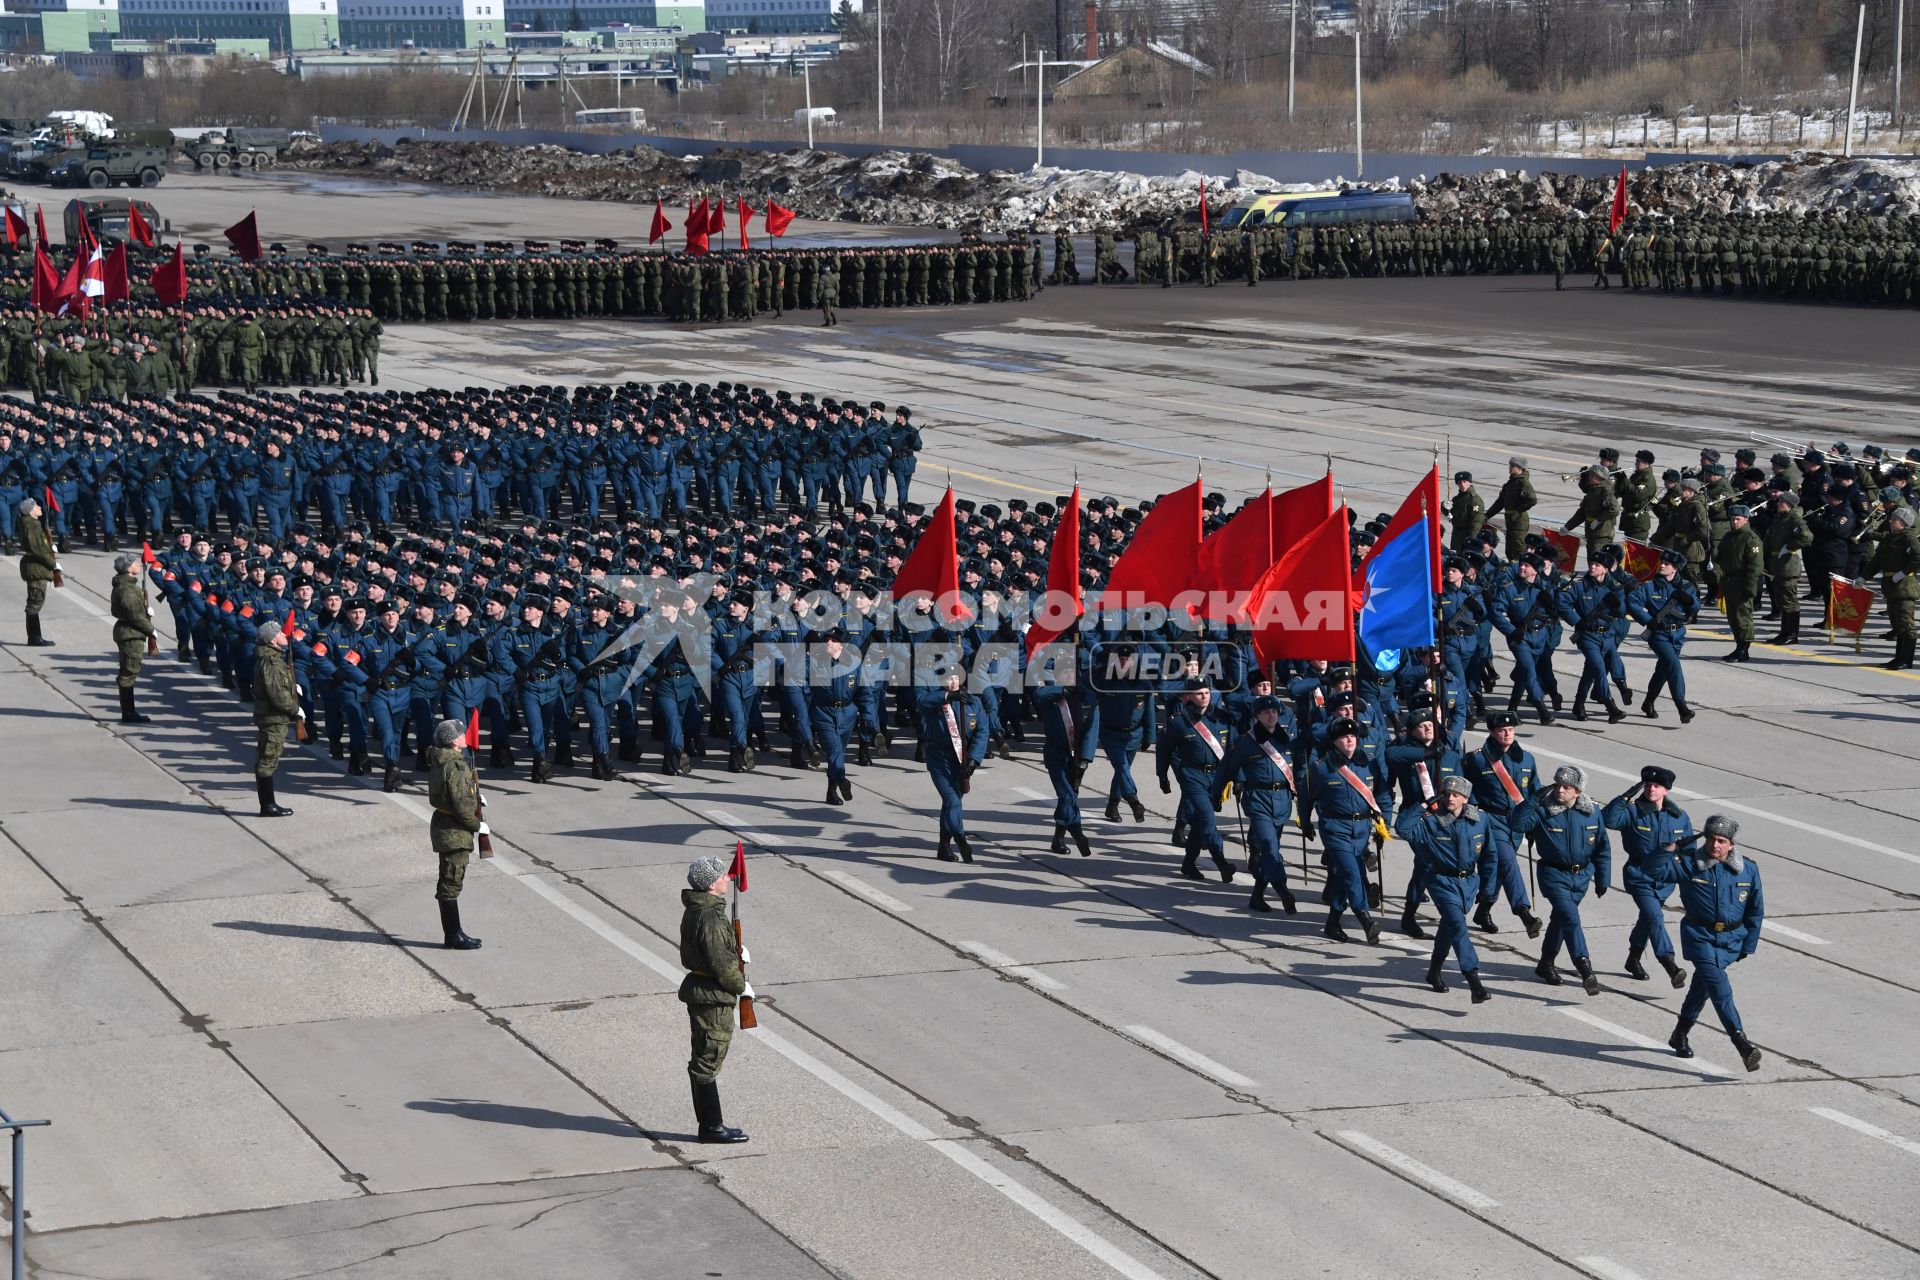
top-left (1546, 796), bottom-right (1596, 817)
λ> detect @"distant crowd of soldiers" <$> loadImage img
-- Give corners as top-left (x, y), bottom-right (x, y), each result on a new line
top-left (0, 301), bottom-right (382, 400)
top-left (0, 236), bottom-right (1050, 329)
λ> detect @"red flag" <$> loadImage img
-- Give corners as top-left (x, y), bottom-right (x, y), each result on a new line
top-left (728, 840), bottom-right (748, 892)
top-left (1025, 486), bottom-right (1083, 659)
top-left (1359, 466), bottom-right (1444, 596)
top-left (1608, 166), bottom-right (1629, 234)
top-left (102, 244), bottom-right (130, 304)
top-left (1189, 476), bottom-right (1333, 623)
top-left (648, 198), bottom-right (670, 245)
top-left (224, 210), bottom-right (262, 262)
top-left (1620, 538), bottom-right (1661, 583)
top-left (73, 211), bottom-right (94, 257)
top-left (685, 198), bottom-right (709, 256)
top-left (56, 250), bottom-right (89, 319)
top-left (765, 200), bottom-right (796, 237)
top-left (1827, 575), bottom-right (1874, 634)
top-left (279, 608), bottom-right (298, 639)
top-left (2, 205), bottom-right (23, 248)
top-left (737, 196), bottom-right (755, 251)
top-left (34, 204), bottom-right (48, 246)
top-left (706, 195), bottom-right (726, 236)
top-left (1540, 526), bottom-right (1581, 572)
top-left (31, 243), bottom-right (61, 312)
top-left (150, 243), bottom-right (187, 305)
top-left (127, 200), bottom-right (155, 248)
top-left (44, 485), bottom-right (60, 514)
top-left (890, 486), bottom-right (968, 623)
top-left (465, 707), bottom-right (481, 749)
top-left (141, 540), bottom-right (158, 566)
top-left (1094, 479), bottom-right (1203, 613)
top-left (1250, 506), bottom-right (1356, 667)
top-left (1199, 176), bottom-right (1208, 235)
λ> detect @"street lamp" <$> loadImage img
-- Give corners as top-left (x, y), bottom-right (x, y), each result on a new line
top-left (1029, 55), bottom-right (1074, 168)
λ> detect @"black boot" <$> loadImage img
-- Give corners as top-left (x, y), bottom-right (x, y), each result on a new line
top-left (1574, 956), bottom-right (1602, 995)
top-left (1277, 884), bottom-right (1297, 914)
top-left (1050, 826), bottom-right (1068, 855)
top-left (256, 776), bottom-right (292, 817)
top-left (1570, 697), bottom-right (1588, 722)
top-left (1247, 877), bottom-right (1273, 912)
top-left (1322, 909), bottom-right (1349, 943)
top-left (1613, 677), bottom-right (1632, 705)
top-left (661, 750), bottom-right (680, 776)
top-left (1464, 969), bottom-right (1490, 1003)
top-left (1104, 796), bottom-right (1122, 823)
top-left (1128, 795), bottom-right (1147, 823)
top-left (1179, 843), bottom-right (1205, 881)
top-left (1604, 700), bottom-right (1627, 725)
top-left (25, 612), bottom-right (53, 647)
top-left (1354, 910), bottom-right (1382, 945)
top-left (694, 1080), bottom-right (748, 1143)
top-left (954, 834), bottom-right (973, 864)
top-left (349, 750), bottom-right (370, 777)
top-left (383, 763), bottom-right (401, 793)
top-left (1170, 821), bottom-right (1188, 849)
top-left (332, 738), bottom-right (346, 761)
top-left (439, 899), bottom-right (481, 949)
top-left (1730, 1031), bottom-right (1763, 1072)
top-left (739, 744), bottom-right (755, 771)
top-left (1625, 946), bottom-right (1649, 981)
top-left (1517, 907), bottom-right (1544, 939)
top-left (1534, 956), bottom-right (1563, 985)
top-left (1668, 1016), bottom-right (1695, 1058)
top-left (1399, 903), bottom-right (1427, 939)
top-left (118, 686), bottom-right (151, 724)
top-left (827, 776), bottom-right (846, 806)
top-left (554, 738), bottom-right (575, 768)
top-left (856, 741), bottom-right (873, 768)
top-left (1641, 694), bottom-right (1659, 720)
top-left (1212, 850), bottom-right (1237, 884)
top-left (1472, 901), bottom-right (1500, 934)
top-left (790, 745), bottom-right (809, 769)
top-left (1426, 957), bottom-right (1450, 994)
top-left (677, 749), bottom-right (695, 776)
top-left (1675, 699), bottom-right (1695, 724)
top-left (1659, 955), bottom-right (1688, 989)
top-left (593, 754), bottom-right (613, 781)
top-left (1069, 825), bottom-right (1092, 857)
top-left (937, 829), bottom-right (957, 861)
top-left (1530, 696), bottom-right (1555, 726)
top-left (531, 753), bottom-right (554, 784)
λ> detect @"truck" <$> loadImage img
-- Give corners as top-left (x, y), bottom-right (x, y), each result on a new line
top-left (46, 146), bottom-right (169, 189)
top-left (64, 196), bottom-right (168, 246)
top-left (183, 126), bottom-right (294, 170)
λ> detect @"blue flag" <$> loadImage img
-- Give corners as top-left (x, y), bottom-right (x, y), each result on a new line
top-left (1358, 516), bottom-right (1435, 672)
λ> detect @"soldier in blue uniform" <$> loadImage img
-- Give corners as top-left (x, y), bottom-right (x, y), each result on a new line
top-left (1210, 694), bottom-right (1297, 914)
top-left (1492, 554), bottom-right (1558, 724)
top-left (1558, 549), bottom-right (1628, 723)
top-left (1627, 549), bottom-right (1699, 723)
top-left (807, 629), bottom-right (860, 805)
top-left (1460, 711), bottom-right (1545, 938)
top-left (505, 594), bottom-right (566, 783)
top-left (1302, 714), bottom-right (1394, 944)
top-left (1511, 764), bottom-right (1612, 994)
top-left (642, 590), bottom-right (704, 777)
top-left (1092, 636), bottom-right (1154, 824)
top-left (571, 593), bottom-right (636, 780)
top-left (1671, 815), bottom-right (1765, 1072)
top-left (710, 591), bottom-right (763, 772)
top-left (362, 601), bottom-right (420, 792)
top-left (918, 666), bottom-right (989, 861)
top-left (1157, 683), bottom-right (1237, 884)
top-left (1383, 712), bottom-right (1463, 937)
top-left (1034, 678), bottom-right (1094, 857)
top-left (1394, 774), bottom-right (1495, 1002)
top-left (1601, 764), bottom-right (1693, 986)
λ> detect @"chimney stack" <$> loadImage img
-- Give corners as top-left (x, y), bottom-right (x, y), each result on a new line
top-left (1085, 2), bottom-right (1099, 57)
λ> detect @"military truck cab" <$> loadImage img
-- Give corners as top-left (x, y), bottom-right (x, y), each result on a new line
top-left (64, 196), bottom-right (168, 245)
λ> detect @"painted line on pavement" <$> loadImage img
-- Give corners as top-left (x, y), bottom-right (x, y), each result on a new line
top-left (1549, 750), bottom-right (1920, 868)
top-left (1334, 1130), bottom-right (1500, 1211)
top-left (383, 789), bottom-right (1173, 1280)
top-left (1012, 786), bottom-right (1050, 802)
top-left (1577, 1256), bottom-right (1654, 1280)
top-left (705, 807), bottom-right (780, 849)
top-left (958, 941), bottom-right (1069, 992)
top-left (1557, 1007), bottom-right (1733, 1078)
top-left (1762, 920), bottom-right (1832, 946)
top-left (1122, 1025), bottom-right (1258, 1090)
top-left (1809, 1107), bottom-right (1920, 1159)
top-left (50, 585), bottom-right (109, 619)
top-left (821, 867), bottom-right (912, 913)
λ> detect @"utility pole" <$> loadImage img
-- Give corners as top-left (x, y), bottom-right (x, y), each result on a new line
top-left (805, 59), bottom-right (814, 149)
top-left (1354, 24), bottom-right (1364, 178)
top-left (1846, 2), bottom-right (1865, 157)
top-left (1033, 56), bottom-right (1074, 167)
top-left (1288, 0), bottom-right (1296, 120)
top-left (876, 0), bottom-right (885, 134)
top-left (1897, 0), bottom-right (1905, 138)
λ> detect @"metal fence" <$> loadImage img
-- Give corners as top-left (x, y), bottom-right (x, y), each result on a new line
top-left (0, 1107), bottom-right (51, 1280)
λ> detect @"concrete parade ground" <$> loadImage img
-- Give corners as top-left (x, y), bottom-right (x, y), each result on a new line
top-left (4, 173), bottom-right (1920, 1280)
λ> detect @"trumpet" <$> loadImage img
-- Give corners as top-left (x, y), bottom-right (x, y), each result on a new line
top-left (1561, 466), bottom-right (1624, 484)
top-left (1851, 505), bottom-right (1892, 545)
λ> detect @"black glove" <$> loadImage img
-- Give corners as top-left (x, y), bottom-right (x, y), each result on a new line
top-left (1159, 775), bottom-right (1172, 795)
top-left (1211, 796), bottom-right (1223, 814)
top-left (1595, 882), bottom-right (1609, 898)
top-left (1300, 820), bottom-right (1316, 842)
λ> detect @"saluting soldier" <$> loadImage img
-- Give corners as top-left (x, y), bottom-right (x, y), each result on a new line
top-left (1601, 765), bottom-right (1692, 987)
top-left (109, 552), bottom-right (155, 724)
top-left (1512, 765), bottom-right (1611, 995)
top-left (427, 718), bottom-right (484, 950)
top-left (1394, 774), bottom-right (1494, 1002)
top-left (1670, 815), bottom-right (1766, 1072)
